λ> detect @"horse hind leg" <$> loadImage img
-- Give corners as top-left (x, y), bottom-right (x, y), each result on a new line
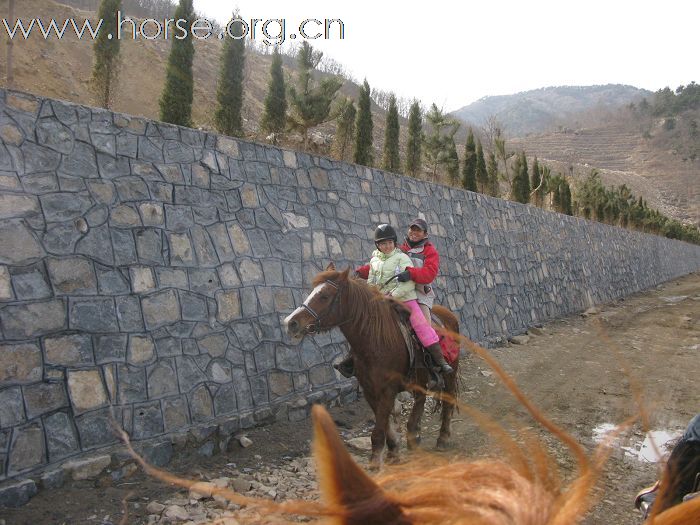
top-left (437, 362), bottom-right (458, 449)
top-left (407, 389), bottom-right (426, 450)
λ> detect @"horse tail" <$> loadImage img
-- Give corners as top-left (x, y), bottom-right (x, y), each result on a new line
top-left (431, 304), bottom-right (459, 333)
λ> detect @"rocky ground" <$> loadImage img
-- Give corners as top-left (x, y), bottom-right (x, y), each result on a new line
top-left (1, 271), bottom-right (699, 525)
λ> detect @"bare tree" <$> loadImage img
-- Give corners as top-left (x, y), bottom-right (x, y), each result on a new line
top-left (482, 114), bottom-right (505, 150)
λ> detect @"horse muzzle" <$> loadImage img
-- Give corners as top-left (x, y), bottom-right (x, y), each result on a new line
top-left (284, 308), bottom-right (312, 340)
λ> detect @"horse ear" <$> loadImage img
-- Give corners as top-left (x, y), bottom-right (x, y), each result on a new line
top-left (338, 268), bottom-right (351, 281)
top-left (325, 262), bottom-right (336, 271)
top-left (311, 405), bottom-right (406, 522)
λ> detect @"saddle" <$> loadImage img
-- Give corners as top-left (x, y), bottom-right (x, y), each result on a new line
top-left (393, 304), bottom-right (448, 390)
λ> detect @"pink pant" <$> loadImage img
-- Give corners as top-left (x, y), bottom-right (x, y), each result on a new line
top-left (404, 299), bottom-right (439, 347)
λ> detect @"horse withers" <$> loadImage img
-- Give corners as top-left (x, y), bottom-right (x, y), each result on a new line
top-left (283, 263), bottom-right (460, 467)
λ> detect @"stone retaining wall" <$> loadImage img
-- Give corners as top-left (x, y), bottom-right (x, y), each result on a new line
top-left (1, 88), bottom-right (699, 488)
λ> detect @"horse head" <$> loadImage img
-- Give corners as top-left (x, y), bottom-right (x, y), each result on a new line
top-left (284, 262), bottom-right (351, 340)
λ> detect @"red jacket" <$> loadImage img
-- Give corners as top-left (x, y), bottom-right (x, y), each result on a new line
top-left (355, 239), bottom-right (439, 285)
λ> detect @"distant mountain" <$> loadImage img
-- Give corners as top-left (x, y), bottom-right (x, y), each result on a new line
top-left (451, 85), bottom-right (652, 137)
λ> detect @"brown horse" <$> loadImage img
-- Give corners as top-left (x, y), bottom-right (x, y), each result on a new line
top-left (283, 264), bottom-right (460, 466)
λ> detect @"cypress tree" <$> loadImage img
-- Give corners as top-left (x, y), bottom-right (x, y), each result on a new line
top-left (462, 128), bottom-right (477, 191)
top-left (446, 136), bottom-right (460, 185)
top-left (287, 42), bottom-right (342, 148)
top-left (514, 151), bottom-right (531, 203)
top-left (215, 14), bottom-right (246, 137)
top-left (475, 139), bottom-right (488, 193)
top-left (486, 151), bottom-right (500, 197)
top-left (405, 101), bottom-right (423, 176)
top-left (354, 79), bottom-right (374, 166)
top-left (424, 104), bottom-right (459, 181)
top-left (91, 0), bottom-right (121, 108)
top-left (332, 98), bottom-right (356, 162)
top-left (260, 48), bottom-right (287, 137)
top-left (382, 94), bottom-right (401, 172)
top-left (159, 0), bottom-right (195, 126)
top-left (562, 180), bottom-right (573, 215)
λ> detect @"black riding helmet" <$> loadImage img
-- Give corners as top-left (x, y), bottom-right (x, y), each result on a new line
top-left (374, 224), bottom-right (397, 247)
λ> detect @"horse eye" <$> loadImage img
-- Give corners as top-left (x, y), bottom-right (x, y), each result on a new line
top-left (319, 294), bottom-right (329, 301)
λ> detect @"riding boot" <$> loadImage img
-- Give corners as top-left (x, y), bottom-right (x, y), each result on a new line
top-left (333, 355), bottom-right (355, 378)
top-left (425, 342), bottom-right (453, 375)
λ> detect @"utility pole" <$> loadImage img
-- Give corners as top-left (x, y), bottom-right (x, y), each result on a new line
top-left (6, 0), bottom-right (15, 88)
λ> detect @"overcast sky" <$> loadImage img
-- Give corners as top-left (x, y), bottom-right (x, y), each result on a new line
top-left (193, 0), bottom-right (697, 112)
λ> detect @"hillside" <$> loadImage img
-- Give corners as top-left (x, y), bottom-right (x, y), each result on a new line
top-left (451, 85), bottom-right (651, 137)
top-left (0, 0), bottom-right (392, 153)
top-left (1, 0), bottom-right (697, 226)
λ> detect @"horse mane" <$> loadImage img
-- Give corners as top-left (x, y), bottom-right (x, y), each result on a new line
top-left (312, 269), bottom-right (406, 354)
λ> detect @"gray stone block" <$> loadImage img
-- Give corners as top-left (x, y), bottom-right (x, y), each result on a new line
top-left (60, 140), bottom-right (97, 176)
top-left (116, 295), bottom-right (145, 332)
top-left (74, 408), bottom-right (119, 449)
top-left (69, 297), bottom-right (118, 332)
top-left (8, 422), bottom-right (45, 474)
top-left (135, 227), bottom-right (164, 265)
top-left (132, 400), bottom-right (164, 439)
top-left (96, 152), bottom-right (130, 178)
top-left (141, 289), bottom-right (180, 329)
top-left (176, 355), bottom-right (207, 393)
top-left (189, 268), bottom-right (219, 297)
top-left (147, 359), bottom-right (178, 398)
top-left (0, 387), bottom-right (25, 427)
top-left (21, 141), bottom-right (60, 174)
top-left (250, 375), bottom-right (269, 405)
top-left (138, 440), bottom-right (173, 467)
top-left (179, 290), bottom-right (208, 321)
top-left (76, 224), bottom-right (114, 265)
top-left (0, 342), bottom-right (42, 386)
top-left (213, 383), bottom-right (237, 415)
top-left (23, 382), bottom-right (68, 418)
top-left (0, 478), bottom-right (37, 507)
top-left (0, 299), bottom-right (66, 339)
top-left (190, 225), bottom-right (219, 267)
top-left (162, 396), bottom-right (190, 432)
top-left (96, 265), bottom-right (130, 294)
top-left (189, 384), bottom-right (214, 423)
top-left (0, 219), bottom-right (46, 265)
top-left (94, 334), bottom-right (128, 364)
top-left (276, 346), bottom-right (302, 371)
top-left (40, 468), bottom-right (66, 489)
top-left (43, 411), bottom-right (79, 461)
top-left (247, 229), bottom-right (272, 257)
top-left (156, 267), bottom-right (188, 289)
top-left (47, 256), bottom-right (97, 295)
top-left (21, 173), bottom-right (59, 195)
top-left (154, 337), bottom-right (182, 358)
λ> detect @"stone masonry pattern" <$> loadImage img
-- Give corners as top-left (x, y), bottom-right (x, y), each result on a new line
top-left (0, 88), bottom-right (699, 483)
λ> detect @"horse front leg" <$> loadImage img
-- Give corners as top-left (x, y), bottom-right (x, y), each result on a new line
top-left (369, 395), bottom-right (396, 469)
top-left (437, 361), bottom-right (458, 449)
top-left (407, 388), bottom-right (426, 450)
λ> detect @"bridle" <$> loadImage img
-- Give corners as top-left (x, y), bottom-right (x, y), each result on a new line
top-left (301, 280), bottom-right (342, 334)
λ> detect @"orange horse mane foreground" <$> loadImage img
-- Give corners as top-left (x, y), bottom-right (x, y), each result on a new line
top-left (120, 334), bottom-right (700, 525)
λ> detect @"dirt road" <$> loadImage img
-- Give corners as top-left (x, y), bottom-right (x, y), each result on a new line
top-left (2, 272), bottom-right (699, 524)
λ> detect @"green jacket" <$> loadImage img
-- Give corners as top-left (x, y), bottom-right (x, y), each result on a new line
top-left (367, 248), bottom-right (417, 302)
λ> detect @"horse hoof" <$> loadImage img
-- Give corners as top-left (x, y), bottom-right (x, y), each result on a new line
top-left (387, 454), bottom-right (401, 465)
top-left (436, 438), bottom-right (451, 450)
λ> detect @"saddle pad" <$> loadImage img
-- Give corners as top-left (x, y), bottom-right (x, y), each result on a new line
top-left (431, 313), bottom-right (459, 364)
top-left (439, 334), bottom-right (459, 365)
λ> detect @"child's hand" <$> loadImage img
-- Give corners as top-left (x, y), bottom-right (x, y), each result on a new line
top-left (396, 270), bottom-right (411, 282)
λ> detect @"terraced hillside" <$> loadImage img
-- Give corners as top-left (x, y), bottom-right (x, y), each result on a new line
top-left (511, 123), bottom-right (700, 225)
